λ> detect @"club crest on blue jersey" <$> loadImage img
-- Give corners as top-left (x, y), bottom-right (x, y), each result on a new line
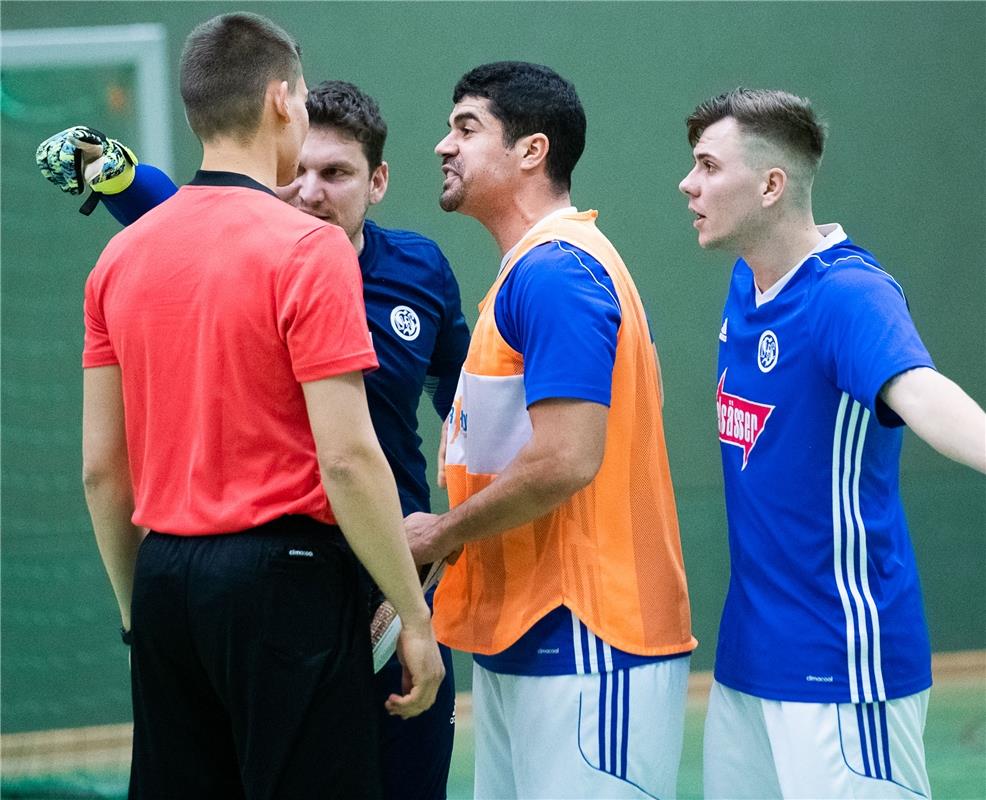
top-left (716, 369), bottom-right (775, 469)
top-left (390, 305), bottom-right (420, 341)
top-left (757, 329), bottom-right (779, 373)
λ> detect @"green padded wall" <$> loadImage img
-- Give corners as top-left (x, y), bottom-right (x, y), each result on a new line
top-left (2, 1), bottom-right (983, 733)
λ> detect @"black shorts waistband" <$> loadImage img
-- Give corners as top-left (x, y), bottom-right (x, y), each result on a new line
top-left (150, 514), bottom-right (344, 544)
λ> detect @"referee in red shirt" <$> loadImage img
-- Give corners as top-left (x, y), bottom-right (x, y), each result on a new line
top-left (80, 13), bottom-right (443, 799)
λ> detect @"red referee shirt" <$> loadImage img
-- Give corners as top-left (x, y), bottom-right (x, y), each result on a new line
top-left (83, 171), bottom-right (378, 534)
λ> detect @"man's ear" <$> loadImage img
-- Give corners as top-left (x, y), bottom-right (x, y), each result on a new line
top-left (369, 161), bottom-right (389, 206)
top-left (761, 167), bottom-right (788, 208)
top-left (269, 80), bottom-right (291, 124)
top-left (518, 132), bottom-right (550, 174)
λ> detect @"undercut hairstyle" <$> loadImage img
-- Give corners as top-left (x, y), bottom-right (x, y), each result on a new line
top-left (686, 88), bottom-right (826, 173)
top-left (453, 61), bottom-right (586, 192)
top-left (306, 81), bottom-right (388, 170)
top-left (180, 12), bottom-right (302, 142)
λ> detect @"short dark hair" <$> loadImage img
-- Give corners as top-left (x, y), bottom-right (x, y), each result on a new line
top-left (686, 88), bottom-right (826, 170)
top-left (306, 81), bottom-right (388, 171)
top-left (453, 61), bottom-right (586, 192)
top-left (180, 13), bottom-right (302, 142)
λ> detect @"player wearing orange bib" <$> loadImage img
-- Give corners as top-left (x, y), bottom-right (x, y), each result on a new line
top-left (406, 62), bottom-right (695, 799)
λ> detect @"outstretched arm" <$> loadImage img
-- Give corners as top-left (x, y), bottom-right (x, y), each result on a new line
top-left (881, 367), bottom-right (986, 473)
top-left (36, 126), bottom-right (177, 225)
top-left (98, 163), bottom-right (177, 225)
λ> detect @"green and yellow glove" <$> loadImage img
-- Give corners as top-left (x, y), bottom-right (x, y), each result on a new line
top-left (35, 126), bottom-right (137, 213)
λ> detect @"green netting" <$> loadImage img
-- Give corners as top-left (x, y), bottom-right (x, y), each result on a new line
top-left (2, 62), bottom-right (142, 737)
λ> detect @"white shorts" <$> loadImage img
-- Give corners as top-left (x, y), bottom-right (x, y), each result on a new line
top-left (703, 680), bottom-right (931, 799)
top-left (472, 656), bottom-right (689, 799)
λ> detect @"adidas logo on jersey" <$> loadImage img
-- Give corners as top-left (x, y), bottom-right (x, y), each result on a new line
top-left (716, 369), bottom-right (775, 469)
top-left (719, 318), bottom-right (728, 342)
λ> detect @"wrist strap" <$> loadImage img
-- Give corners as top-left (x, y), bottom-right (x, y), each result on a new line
top-left (79, 191), bottom-right (102, 216)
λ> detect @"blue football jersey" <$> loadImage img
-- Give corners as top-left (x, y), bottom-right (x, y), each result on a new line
top-left (714, 225), bottom-right (936, 703)
top-left (495, 240), bottom-right (622, 407)
top-left (360, 219), bottom-right (469, 515)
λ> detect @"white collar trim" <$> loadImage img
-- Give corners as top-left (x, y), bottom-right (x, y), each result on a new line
top-left (754, 223), bottom-right (847, 307)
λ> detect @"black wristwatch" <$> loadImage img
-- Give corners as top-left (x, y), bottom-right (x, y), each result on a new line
top-left (120, 626), bottom-right (133, 646)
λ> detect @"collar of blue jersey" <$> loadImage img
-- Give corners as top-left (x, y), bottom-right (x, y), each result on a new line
top-left (498, 205), bottom-right (578, 275)
top-left (754, 222), bottom-right (848, 307)
top-left (188, 170), bottom-right (277, 197)
top-left (357, 219), bottom-right (380, 274)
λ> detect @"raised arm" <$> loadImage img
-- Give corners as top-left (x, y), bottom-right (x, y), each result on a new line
top-left (36, 126), bottom-right (177, 224)
top-left (881, 367), bottom-right (986, 473)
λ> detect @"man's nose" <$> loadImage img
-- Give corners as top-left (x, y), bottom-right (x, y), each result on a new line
top-left (435, 133), bottom-right (455, 156)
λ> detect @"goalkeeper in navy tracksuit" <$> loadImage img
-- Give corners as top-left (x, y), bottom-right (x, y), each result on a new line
top-left (38, 80), bottom-right (469, 800)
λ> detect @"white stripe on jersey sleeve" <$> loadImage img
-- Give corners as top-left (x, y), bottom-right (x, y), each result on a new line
top-left (554, 242), bottom-right (622, 314)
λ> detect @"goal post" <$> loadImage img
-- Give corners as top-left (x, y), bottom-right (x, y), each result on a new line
top-left (1, 23), bottom-right (173, 174)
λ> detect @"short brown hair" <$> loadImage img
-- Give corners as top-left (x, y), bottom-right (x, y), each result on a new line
top-left (306, 81), bottom-right (387, 171)
top-left (180, 12), bottom-right (302, 142)
top-left (686, 88), bottom-right (826, 171)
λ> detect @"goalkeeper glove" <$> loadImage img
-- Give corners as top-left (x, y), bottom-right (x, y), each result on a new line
top-left (35, 126), bottom-right (138, 215)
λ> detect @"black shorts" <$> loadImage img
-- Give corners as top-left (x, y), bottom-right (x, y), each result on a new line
top-left (128, 516), bottom-right (381, 800)
top-left (359, 573), bottom-right (456, 800)
top-left (375, 639), bottom-right (456, 800)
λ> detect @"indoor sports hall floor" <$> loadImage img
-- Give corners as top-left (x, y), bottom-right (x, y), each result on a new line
top-left (2, 656), bottom-right (983, 799)
top-left (446, 662), bottom-right (985, 799)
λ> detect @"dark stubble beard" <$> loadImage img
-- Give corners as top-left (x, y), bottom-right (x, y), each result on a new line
top-left (439, 182), bottom-right (464, 212)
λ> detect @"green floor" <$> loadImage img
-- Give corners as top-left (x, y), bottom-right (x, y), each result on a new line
top-left (3, 683), bottom-right (983, 799)
top-left (446, 682), bottom-right (986, 799)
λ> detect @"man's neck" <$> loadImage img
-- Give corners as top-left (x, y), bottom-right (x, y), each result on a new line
top-left (742, 216), bottom-right (824, 293)
top-left (199, 135), bottom-right (279, 191)
top-left (480, 191), bottom-right (573, 256)
top-left (351, 224), bottom-right (366, 256)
